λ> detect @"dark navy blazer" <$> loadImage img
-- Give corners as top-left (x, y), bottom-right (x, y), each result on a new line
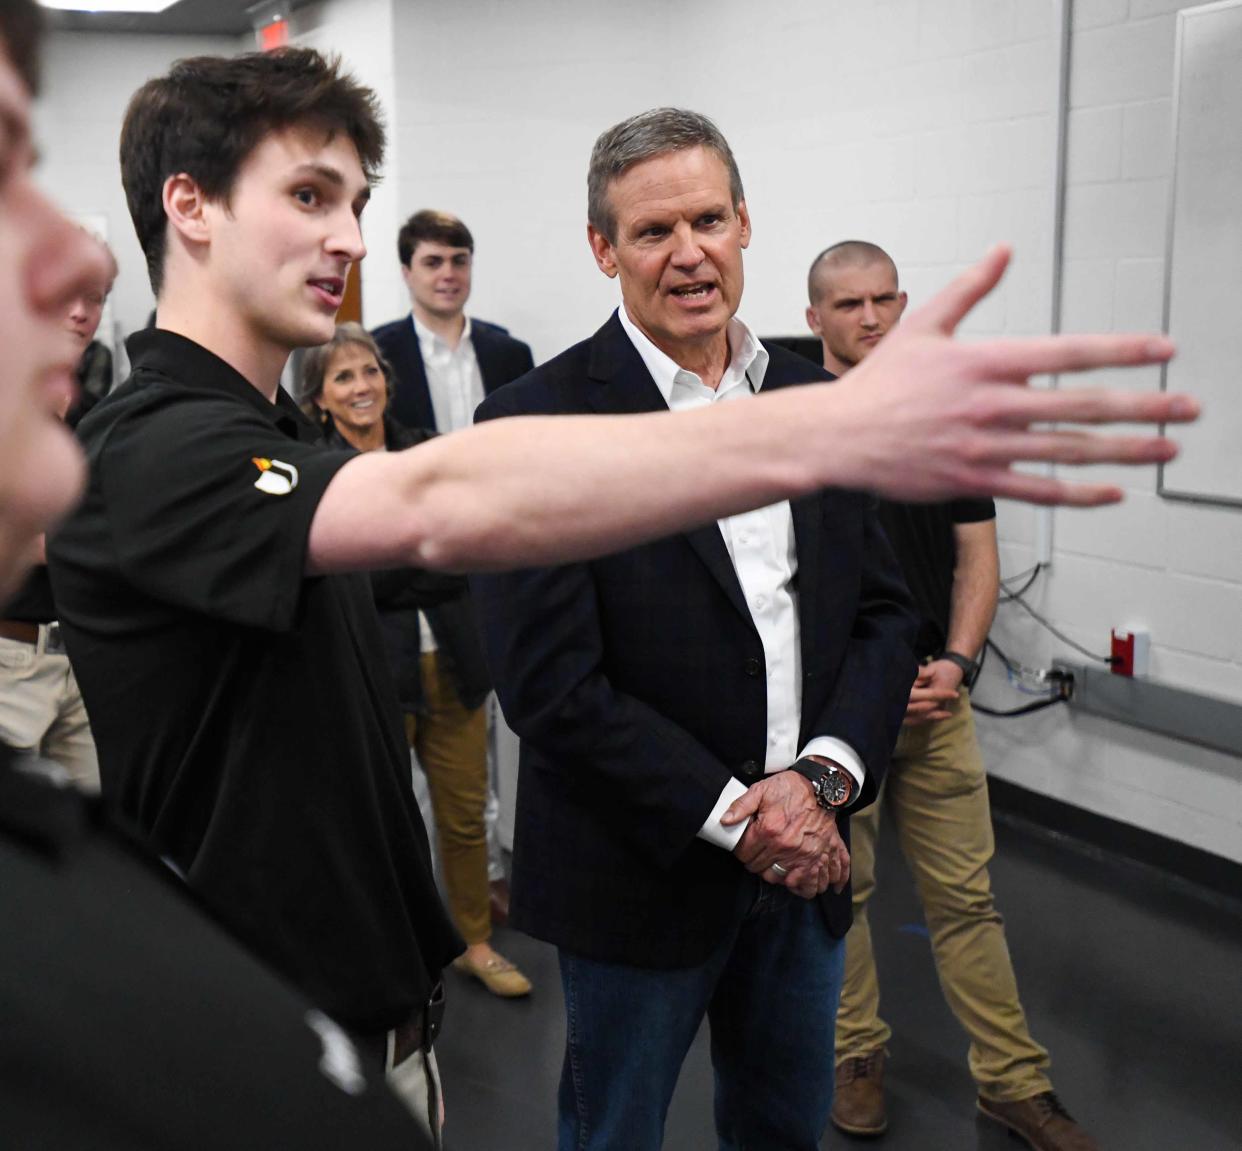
top-left (371, 315), bottom-right (534, 431)
top-left (470, 312), bottom-right (918, 969)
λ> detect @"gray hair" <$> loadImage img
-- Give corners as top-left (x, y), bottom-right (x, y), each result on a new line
top-left (807, 241), bottom-right (898, 304)
top-left (299, 322), bottom-right (393, 409)
top-left (587, 107), bottom-right (745, 243)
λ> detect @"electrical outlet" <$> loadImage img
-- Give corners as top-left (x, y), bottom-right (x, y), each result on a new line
top-left (1110, 628), bottom-right (1150, 677)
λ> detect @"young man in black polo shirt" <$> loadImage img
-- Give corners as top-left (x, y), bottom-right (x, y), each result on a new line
top-left (46, 47), bottom-right (1192, 1144)
top-left (807, 241), bottom-right (1098, 1151)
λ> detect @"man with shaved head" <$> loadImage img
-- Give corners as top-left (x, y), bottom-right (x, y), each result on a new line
top-left (808, 241), bottom-right (1098, 1151)
top-left (806, 240), bottom-right (907, 376)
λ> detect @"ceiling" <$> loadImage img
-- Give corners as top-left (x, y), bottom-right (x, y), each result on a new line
top-left (44, 1), bottom-right (302, 37)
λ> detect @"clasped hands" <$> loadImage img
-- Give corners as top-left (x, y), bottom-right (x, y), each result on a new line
top-left (904, 658), bottom-right (964, 727)
top-left (721, 770), bottom-right (849, 900)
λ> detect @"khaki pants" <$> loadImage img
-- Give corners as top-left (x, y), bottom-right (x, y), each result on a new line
top-left (0, 634), bottom-right (99, 792)
top-left (836, 692), bottom-right (1052, 1102)
top-left (405, 653), bottom-right (490, 945)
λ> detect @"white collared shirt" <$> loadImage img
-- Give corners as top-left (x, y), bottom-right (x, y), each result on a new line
top-left (411, 313), bottom-right (485, 434)
top-left (617, 306), bottom-right (864, 852)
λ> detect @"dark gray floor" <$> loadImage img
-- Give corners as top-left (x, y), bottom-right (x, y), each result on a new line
top-left (435, 810), bottom-right (1242, 1151)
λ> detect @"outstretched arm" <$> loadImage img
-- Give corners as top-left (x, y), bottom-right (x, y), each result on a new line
top-left (307, 246), bottom-right (1195, 576)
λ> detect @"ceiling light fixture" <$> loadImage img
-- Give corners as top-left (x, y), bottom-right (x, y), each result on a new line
top-left (38, 1), bottom-right (182, 13)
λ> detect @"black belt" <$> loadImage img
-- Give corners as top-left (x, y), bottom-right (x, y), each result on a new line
top-left (385, 981), bottom-right (446, 1068)
top-left (0, 620), bottom-right (64, 654)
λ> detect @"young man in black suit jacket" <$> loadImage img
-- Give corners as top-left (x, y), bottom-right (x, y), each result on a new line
top-left (371, 209), bottom-right (535, 973)
top-left (371, 210), bottom-right (534, 432)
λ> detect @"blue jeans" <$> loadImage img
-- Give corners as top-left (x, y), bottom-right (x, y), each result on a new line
top-left (557, 880), bottom-right (845, 1151)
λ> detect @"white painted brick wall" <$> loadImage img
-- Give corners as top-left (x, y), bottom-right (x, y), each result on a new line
top-left (376, 0), bottom-right (1059, 357)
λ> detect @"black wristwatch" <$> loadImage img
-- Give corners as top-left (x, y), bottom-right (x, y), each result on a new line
top-left (940, 649), bottom-right (980, 686)
top-left (787, 757), bottom-right (854, 810)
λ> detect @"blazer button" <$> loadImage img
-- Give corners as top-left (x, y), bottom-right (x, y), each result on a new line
top-left (744, 658), bottom-right (761, 678)
top-left (740, 759), bottom-right (761, 779)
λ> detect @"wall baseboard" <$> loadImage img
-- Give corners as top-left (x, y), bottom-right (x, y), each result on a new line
top-left (986, 775), bottom-right (1242, 907)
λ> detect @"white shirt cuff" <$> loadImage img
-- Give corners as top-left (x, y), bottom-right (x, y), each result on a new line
top-left (799, 736), bottom-right (866, 807)
top-left (696, 777), bottom-right (751, 852)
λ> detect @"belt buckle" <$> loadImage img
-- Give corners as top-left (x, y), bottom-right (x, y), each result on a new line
top-left (43, 622), bottom-right (65, 656)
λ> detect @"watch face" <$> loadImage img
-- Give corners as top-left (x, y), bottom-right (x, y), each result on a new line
top-left (817, 770), bottom-right (850, 807)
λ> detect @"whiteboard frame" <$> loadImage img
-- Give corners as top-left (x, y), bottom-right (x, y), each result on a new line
top-left (1158, 0), bottom-right (1242, 509)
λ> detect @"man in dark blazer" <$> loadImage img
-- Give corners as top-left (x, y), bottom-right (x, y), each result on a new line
top-left (371, 209), bottom-right (534, 432)
top-left (470, 109), bottom-right (920, 1151)
top-left (372, 210), bottom-right (534, 938)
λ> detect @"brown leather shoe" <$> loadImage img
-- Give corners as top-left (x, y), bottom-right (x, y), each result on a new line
top-left (489, 877), bottom-right (511, 927)
top-left (831, 1049), bottom-right (887, 1137)
top-left (977, 1091), bottom-right (1099, 1151)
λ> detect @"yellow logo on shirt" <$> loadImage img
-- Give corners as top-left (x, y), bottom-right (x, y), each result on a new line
top-left (252, 457), bottom-right (299, 496)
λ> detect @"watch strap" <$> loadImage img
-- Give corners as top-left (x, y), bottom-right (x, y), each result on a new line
top-left (787, 757), bottom-right (854, 808)
top-left (940, 649), bottom-right (979, 684)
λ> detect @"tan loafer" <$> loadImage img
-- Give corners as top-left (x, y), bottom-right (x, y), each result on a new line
top-left (452, 951), bottom-right (532, 998)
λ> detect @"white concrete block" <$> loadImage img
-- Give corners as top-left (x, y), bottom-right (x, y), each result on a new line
top-left (1129, 0), bottom-right (1201, 18)
top-left (977, 115), bottom-right (1056, 193)
top-left (1121, 99), bottom-right (1173, 181)
top-left (1067, 105), bottom-right (1124, 185)
top-left (1060, 258), bottom-right (1115, 333)
top-left (967, 0), bottom-right (1018, 51)
top-left (1071, 0), bottom-right (1129, 31)
top-left (879, 196), bottom-right (961, 263)
top-left (914, 127), bottom-right (969, 196)
top-left (1070, 17), bottom-right (1178, 107)
top-left (1036, 551), bottom-right (1163, 639)
top-left (1166, 502), bottom-right (1242, 585)
top-left (1062, 179), bottom-right (1169, 259)
top-left (917, 0), bottom-right (972, 60)
top-left (1112, 258), bottom-right (1165, 332)
top-left (1053, 490), bottom-right (1168, 569)
top-left (879, 57), bottom-right (968, 135)
top-left (1153, 572), bottom-right (1242, 663)
top-left (1014, 0), bottom-right (1056, 43)
top-left (962, 39), bottom-right (1057, 123)
top-left (1149, 647), bottom-right (1242, 705)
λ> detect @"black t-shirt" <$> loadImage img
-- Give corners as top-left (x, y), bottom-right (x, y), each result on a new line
top-left (0, 745), bottom-right (432, 1149)
top-left (876, 498), bottom-right (996, 659)
top-left (48, 330), bottom-right (461, 1034)
top-left (3, 564), bottom-right (54, 623)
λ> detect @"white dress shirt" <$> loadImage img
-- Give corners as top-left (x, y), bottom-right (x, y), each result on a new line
top-left (616, 306), bottom-right (865, 852)
top-left (411, 313), bottom-right (485, 434)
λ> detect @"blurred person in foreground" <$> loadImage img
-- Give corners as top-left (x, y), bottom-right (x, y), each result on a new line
top-left (0, 240), bottom-right (116, 792)
top-left (0, 4), bottom-right (431, 1145)
top-left (302, 322), bottom-right (531, 998)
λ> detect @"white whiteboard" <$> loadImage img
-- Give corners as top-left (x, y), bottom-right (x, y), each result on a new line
top-left (1159, 0), bottom-right (1242, 508)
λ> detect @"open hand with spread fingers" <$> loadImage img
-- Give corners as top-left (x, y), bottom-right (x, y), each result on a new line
top-left (826, 244), bottom-right (1197, 507)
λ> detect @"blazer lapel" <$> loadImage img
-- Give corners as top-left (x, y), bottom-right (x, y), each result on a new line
top-left (391, 322), bottom-right (437, 431)
top-left (471, 326), bottom-right (509, 396)
top-left (586, 313), bottom-right (751, 623)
